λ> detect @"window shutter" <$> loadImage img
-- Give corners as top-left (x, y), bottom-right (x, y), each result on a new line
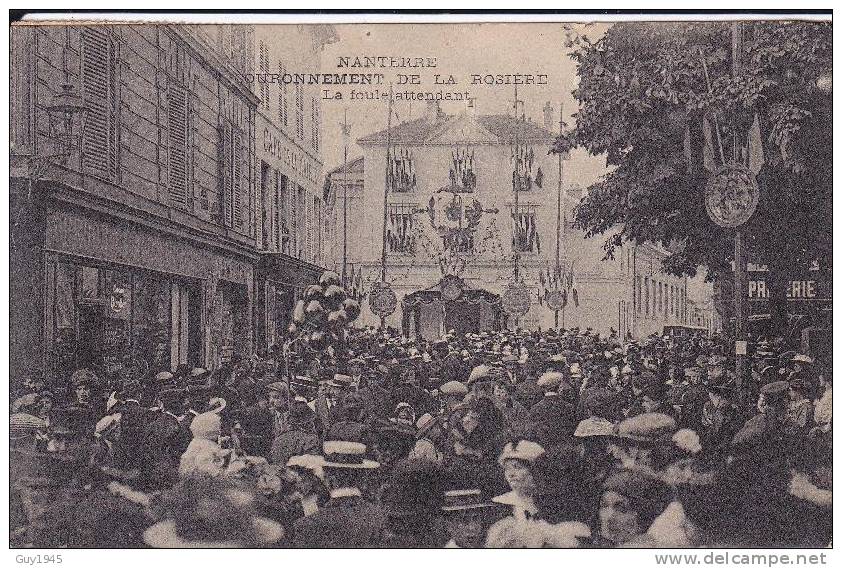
top-left (233, 128), bottom-right (244, 228)
top-left (81, 27), bottom-right (119, 180)
top-left (218, 121), bottom-right (233, 227)
top-left (273, 173), bottom-right (281, 249)
top-left (167, 83), bottom-right (189, 206)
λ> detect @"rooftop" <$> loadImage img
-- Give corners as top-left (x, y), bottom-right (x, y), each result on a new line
top-left (357, 112), bottom-right (556, 146)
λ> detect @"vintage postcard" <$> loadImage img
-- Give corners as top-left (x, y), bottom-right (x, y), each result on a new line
top-left (8, 11), bottom-right (832, 553)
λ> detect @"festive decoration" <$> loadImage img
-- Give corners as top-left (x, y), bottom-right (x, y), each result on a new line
top-left (538, 260), bottom-right (580, 311)
top-left (368, 281), bottom-right (398, 318)
top-left (285, 270), bottom-right (359, 359)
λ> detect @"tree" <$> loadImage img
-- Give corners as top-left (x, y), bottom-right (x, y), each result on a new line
top-left (560, 21), bottom-right (831, 334)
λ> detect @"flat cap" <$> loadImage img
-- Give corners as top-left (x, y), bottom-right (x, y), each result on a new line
top-left (440, 380), bottom-right (469, 397)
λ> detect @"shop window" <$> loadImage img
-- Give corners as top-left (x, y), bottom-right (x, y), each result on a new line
top-left (134, 274), bottom-right (172, 373)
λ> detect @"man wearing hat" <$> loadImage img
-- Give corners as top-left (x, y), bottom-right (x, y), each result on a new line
top-left (269, 400), bottom-right (320, 466)
top-left (292, 440), bottom-right (382, 548)
top-left (266, 381), bottom-right (291, 436)
top-left (68, 369), bottom-right (103, 432)
top-left (141, 387), bottom-right (190, 488)
top-left (528, 371), bottom-right (576, 444)
top-left (439, 380), bottom-right (469, 413)
top-left (441, 488), bottom-right (502, 548)
top-left (700, 380), bottom-right (742, 456)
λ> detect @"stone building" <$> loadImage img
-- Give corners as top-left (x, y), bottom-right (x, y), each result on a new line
top-left (9, 23), bottom-right (336, 389)
top-left (325, 101), bottom-right (694, 340)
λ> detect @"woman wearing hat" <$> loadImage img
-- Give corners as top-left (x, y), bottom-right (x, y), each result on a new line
top-left (492, 439), bottom-right (546, 522)
top-left (594, 469), bottom-right (674, 547)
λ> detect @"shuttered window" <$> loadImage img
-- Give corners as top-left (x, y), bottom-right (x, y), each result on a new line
top-left (258, 41), bottom-right (270, 111)
top-left (167, 83), bottom-right (189, 206)
top-left (295, 83), bottom-right (304, 139)
top-left (81, 26), bottom-right (119, 181)
top-left (233, 129), bottom-right (244, 228)
top-left (217, 119), bottom-right (247, 231)
top-left (278, 61), bottom-right (288, 127)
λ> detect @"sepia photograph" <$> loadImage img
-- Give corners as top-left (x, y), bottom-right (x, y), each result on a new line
top-left (6, 9), bottom-right (833, 553)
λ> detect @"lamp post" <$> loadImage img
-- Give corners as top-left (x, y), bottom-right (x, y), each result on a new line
top-left (11, 27), bottom-right (87, 250)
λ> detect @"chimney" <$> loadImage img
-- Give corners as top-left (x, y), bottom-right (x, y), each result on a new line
top-left (425, 100), bottom-right (442, 123)
top-left (543, 101), bottom-right (554, 132)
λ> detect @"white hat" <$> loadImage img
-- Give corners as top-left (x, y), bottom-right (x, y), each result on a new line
top-left (286, 454), bottom-right (325, 479)
top-left (792, 354), bottom-right (814, 364)
top-left (574, 417), bottom-right (616, 438)
top-left (440, 380), bottom-right (469, 397)
top-left (468, 364), bottom-right (492, 385)
top-left (569, 363), bottom-right (582, 376)
top-left (155, 371), bottom-right (174, 382)
top-left (537, 371), bottom-right (564, 389)
top-left (320, 441), bottom-right (380, 469)
top-left (498, 440), bottom-right (546, 465)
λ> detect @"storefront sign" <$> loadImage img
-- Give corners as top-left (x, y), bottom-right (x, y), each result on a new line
top-left (502, 281), bottom-right (531, 317)
top-left (369, 281), bottom-right (398, 317)
top-left (262, 123), bottom-right (320, 187)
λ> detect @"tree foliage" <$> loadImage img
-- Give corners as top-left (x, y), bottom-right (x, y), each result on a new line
top-left (561, 21), bottom-right (832, 282)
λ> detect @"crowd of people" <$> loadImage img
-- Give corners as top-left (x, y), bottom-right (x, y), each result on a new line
top-left (9, 325), bottom-right (833, 548)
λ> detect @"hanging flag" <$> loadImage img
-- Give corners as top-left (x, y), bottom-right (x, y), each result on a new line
top-left (539, 267), bottom-right (546, 287)
top-left (572, 288), bottom-right (579, 308)
top-left (747, 113), bottom-right (765, 176)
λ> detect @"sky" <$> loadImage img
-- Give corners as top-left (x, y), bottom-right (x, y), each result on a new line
top-left (318, 22), bottom-right (608, 190)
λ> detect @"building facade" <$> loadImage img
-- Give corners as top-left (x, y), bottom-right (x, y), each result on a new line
top-left (250, 24), bottom-right (337, 351)
top-left (9, 23), bottom-right (335, 390)
top-left (327, 102), bottom-right (695, 340)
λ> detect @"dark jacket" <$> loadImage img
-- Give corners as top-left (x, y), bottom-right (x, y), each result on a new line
top-left (292, 494), bottom-right (383, 548)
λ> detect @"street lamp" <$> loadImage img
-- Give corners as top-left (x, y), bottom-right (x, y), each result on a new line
top-left (45, 82), bottom-right (88, 166)
top-left (11, 30), bottom-right (88, 252)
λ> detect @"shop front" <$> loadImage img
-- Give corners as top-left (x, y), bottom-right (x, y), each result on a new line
top-left (18, 198), bottom-right (257, 391)
top-left (254, 252), bottom-right (324, 352)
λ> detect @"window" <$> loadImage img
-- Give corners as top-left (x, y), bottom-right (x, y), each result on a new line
top-left (217, 120), bottom-right (248, 230)
top-left (512, 145), bottom-right (536, 191)
top-left (311, 97), bottom-right (320, 153)
top-left (314, 197), bottom-right (323, 263)
top-left (81, 26), bottom-right (120, 181)
top-left (278, 60), bottom-right (288, 127)
top-left (449, 148), bottom-right (476, 192)
top-left (658, 282), bottom-right (663, 313)
top-left (258, 41), bottom-right (270, 111)
top-left (295, 83), bottom-right (304, 139)
top-left (281, 175), bottom-right (293, 255)
top-left (511, 204), bottom-right (541, 253)
top-left (167, 82), bottom-right (191, 208)
top-left (387, 204), bottom-right (416, 254)
top-left (388, 148), bottom-right (417, 193)
top-left (296, 186), bottom-right (306, 258)
top-left (636, 276), bottom-right (642, 314)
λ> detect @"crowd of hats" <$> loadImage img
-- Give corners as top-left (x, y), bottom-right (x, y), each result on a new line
top-left (9, 322), bottom-right (832, 548)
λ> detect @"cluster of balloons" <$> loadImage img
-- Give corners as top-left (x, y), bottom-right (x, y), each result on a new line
top-left (288, 271), bottom-right (361, 353)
